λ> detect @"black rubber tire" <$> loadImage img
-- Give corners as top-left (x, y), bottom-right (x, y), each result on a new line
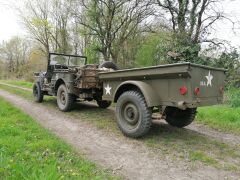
top-left (165, 107), bottom-right (197, 128)
top-left (33, 82), bottom-right (44, 103)
top-left (99, 61), bottom-right (118, 70)
top-left (57, 84), bottom-right (75, 112)
top-left (116, 91), bottom-right (152, 138)
top-left (97, 100), bottom-right (112, 109)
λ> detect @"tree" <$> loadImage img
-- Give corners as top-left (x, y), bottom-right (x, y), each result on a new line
top-left (20, 0), bottom-right (77, 55)
top-left (155, 0), bottom-right (229, 43)
top-left (76, 0), bottom-right (153, 63)
top-left (214, 48), bottom-right (240, 86)
top-left (0, 37), bottom-right (31, 78)
top-left (20, 0), bottom-right (52, 55)
top-left (153, 0), bottom-right (234, 63)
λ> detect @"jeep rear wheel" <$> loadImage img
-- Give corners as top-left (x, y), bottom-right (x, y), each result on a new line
top-left (116, 91), bottom-right (152, 138)
top-left (33, 82), bottom-right (44, 103)
top-left (57, 84), bottom-right (75, 112)
top-left (97, 100), bottom-right (112, 109)
top-left (165, 107), bottom-right (197, 128)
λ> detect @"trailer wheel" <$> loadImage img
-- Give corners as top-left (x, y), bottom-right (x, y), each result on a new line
top-left (116, 91), bottom-right (152, 138)
top-left (57, 84), bottom-right (75, 112)
top-left (165, 107), bottom-right (197, 128)
top-left (33, 82), bottom-right (44, 103)
top-left (97, 100), bottom-right (112, 109)
top-left (99, 61), bottom-right (118, 70)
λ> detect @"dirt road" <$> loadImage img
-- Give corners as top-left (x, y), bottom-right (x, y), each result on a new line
top-left (0, 89), bottom-right (239, 180)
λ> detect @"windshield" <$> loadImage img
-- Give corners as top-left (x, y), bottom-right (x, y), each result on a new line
top-left (50, 54), bottom-right (86, 67)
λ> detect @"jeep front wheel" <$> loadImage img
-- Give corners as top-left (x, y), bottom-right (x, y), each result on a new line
top-left (33, 82), bottom-right (44, 103)
top-left (116, 91), bottom-right (152, 138)
top-left (57, 84), bottom-right (75, 112)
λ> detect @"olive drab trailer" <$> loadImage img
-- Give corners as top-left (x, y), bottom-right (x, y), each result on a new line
top-left (34, 54), bottom-right (226, 138)
top-left (99, 63), bottom-right (226, 137)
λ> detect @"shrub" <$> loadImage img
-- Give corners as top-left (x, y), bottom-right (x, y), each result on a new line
top-left (228, 87), bottom-right (240, 107)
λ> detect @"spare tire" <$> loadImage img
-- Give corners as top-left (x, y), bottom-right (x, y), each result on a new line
top-left (99, 61), bottom-right (118, 70)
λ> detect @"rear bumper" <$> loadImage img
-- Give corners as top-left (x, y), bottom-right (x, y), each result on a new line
top-left (182, 97), bottom-right (224, 109)
top-left (161, 97), bottom-right (224, 109)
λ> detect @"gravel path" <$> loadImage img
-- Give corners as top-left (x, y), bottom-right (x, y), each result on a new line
top-left (0, 89), bottom-right (239, 180)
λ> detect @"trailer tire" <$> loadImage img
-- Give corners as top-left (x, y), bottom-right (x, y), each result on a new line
top-left (99, 61), bottom-right (118, 70)
top-left (97, 100), bottom-right (112, 109)
top-left (33, 82), bottom-right (44, 103)
top-left (165, 107), bottom-right (197, 128)
top-left (116, 90), bottom-right (152, 138)
top-left (57, 84), bottom-right (75, 112)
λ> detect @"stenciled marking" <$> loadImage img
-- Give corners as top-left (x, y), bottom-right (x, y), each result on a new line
top-left (200, 71), bottom-right (213, 87)
top-left (105, 84), bottom-right (112, 95)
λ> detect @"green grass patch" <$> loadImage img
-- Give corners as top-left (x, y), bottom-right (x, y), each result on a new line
top-left (228, 87), bottom-right (240, 108)
top-left (190, 151), bottom-right (219, 167)
top-left (197, 105), bottom-right (240, 135)
top-left (0, 84), bottom-right (32, 100)
top-left (0, 97), bottom-right (116, 179)
top-left (0, 80), bottom-right (33, 89)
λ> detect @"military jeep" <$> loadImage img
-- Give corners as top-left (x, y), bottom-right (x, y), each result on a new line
top-left (34, 53), bottom-right (226, 138)
top-left (33, 53), bottom-right (117, 112)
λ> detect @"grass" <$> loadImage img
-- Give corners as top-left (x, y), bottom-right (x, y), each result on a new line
top-left (190, 151), bottom-right (219, 167)
top-left (0, 80), bottom-right (33, 89)
top-left (1, 80), bottom-right (240, 173)
top-left (197, 105), bottom-right (240, 135)
top-left (0, 84), bottom-right (32, 100)
top-left (0, 97), bottom-right (116, 179)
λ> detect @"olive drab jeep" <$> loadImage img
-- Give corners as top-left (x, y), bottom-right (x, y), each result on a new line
top-left (33, 53), bottom-right (117, 111)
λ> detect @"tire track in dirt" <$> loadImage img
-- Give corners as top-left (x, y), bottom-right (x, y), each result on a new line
top-left (0, 89), bottom-right (239, 180)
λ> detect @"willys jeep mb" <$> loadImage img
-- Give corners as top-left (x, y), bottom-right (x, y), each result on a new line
top-left (34, 53), bottom-right (226, 138)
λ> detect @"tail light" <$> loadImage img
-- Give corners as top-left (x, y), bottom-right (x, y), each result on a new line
top-left (194, 87), bottom-right (200, 95)
top-left (180, 86), bottom-right (188, 95)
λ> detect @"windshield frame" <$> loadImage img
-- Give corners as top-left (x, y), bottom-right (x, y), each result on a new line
top-left (48, 53), bottom-right (87, 68)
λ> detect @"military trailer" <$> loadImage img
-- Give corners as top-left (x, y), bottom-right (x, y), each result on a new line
top-left (33, 53), bottom-right (226, 138)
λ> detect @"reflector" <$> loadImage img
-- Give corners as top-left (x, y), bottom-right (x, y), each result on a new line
top-left (194, 87), bottom-right (200, 95)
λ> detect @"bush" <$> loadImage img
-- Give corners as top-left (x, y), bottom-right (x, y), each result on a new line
top-left (228, 87), bottom-right (240, 107)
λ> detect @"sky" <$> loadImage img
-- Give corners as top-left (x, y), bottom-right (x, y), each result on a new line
top-left (0, 0), bottom-right (239, 48)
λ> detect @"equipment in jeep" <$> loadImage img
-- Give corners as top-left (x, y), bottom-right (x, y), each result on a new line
top-left (34, 53), bottom-right (226, 138)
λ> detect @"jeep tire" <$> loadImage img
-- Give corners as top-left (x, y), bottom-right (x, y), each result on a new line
top-left (57, 84), bottom-right (75, 112)
top-left (116, 90), bottom-right (152, 138)
top-left (99, 61), bottom-right (118, 70)
top-left (165, 107), bottom-right (197, 128)
top-left (33, 82), bottom-right (44, 103)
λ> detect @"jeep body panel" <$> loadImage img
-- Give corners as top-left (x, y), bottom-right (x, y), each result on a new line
top-left (99, 63), bottom-right (226, 108)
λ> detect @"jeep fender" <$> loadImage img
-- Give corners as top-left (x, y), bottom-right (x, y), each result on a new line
top-left (114, 81), bottom-right (160, 107)
top-left (54, 79), bottom-right (69, 94)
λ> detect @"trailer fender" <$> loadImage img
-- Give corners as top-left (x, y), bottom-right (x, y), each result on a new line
top-left (114, 81), bottom-right (160, 107)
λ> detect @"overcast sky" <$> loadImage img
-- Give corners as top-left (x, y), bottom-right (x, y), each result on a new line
top-left (0, 0), bottom-right (239, 48)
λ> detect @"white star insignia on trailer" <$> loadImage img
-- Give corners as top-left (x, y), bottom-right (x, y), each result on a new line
top-left (205, 71), bottom-right (213, 87)
top-left (105, 84), bottom-right (112, 95)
